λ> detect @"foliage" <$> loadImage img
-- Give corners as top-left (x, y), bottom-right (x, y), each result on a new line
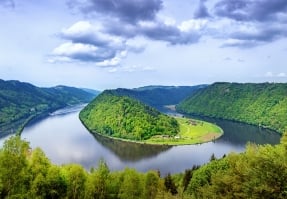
top-left (186, 134), bottom-right (287, 198)
top-left (177, 82), bottom-right (287, 133)
top-left (80, 91), bottom-right (179, 141)
top-left (164, 173), bottom-right (178, 195)
top-left (0, 136), bottom-right (177, 199)
top-left (0, 79), bottom-right (97, 135)
top-left (109, 85), bottom-right (207, 108)
top-left (1, 135), bottom-right (287, 198)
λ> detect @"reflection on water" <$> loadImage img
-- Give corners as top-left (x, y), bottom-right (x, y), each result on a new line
top-left (0, 105), bottom-right (281, 174)
top-left (92, 133), bottom-right (172, 162)
top-left (193, 116), bottom-right (280, 145)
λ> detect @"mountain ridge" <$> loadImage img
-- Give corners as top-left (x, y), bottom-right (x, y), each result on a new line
top-left (0, 79), bottom-right (97, 135)
top-left (177, 82), bottom-right (287, 133)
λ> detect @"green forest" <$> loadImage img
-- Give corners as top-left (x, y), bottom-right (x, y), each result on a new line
top-left (107, 85), bottom-right (206, 108)
top-left (177, 82), bottom-right (287, 133)
top-left (1, 134), bottom-right (287, 199)
top-left (0, 79), bottom-right (97, 135)
top-left (80, 91), bottom-right (179, 141)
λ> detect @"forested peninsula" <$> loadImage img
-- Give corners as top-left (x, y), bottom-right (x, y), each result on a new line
top-left (177, 82), bottom-right (287, 133)
top-left (0, 79), bottom-right (97, 135)
top-left (79, 90), bottom-right (179, 141)
top-left (80, 90), bottom-right (223, 145)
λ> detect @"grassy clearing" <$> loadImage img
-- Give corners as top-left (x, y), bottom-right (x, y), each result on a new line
top-left (145, 117), bottom-right (223, 145)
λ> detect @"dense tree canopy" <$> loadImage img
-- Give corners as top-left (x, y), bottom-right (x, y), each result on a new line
top-left (177, 82), bottom-right (287, 133)
top-left (0, 79), bottom-right (97, 135)
top-left (0, 136), bottom-right (181, 199)
top-left (80, 91), bottom-right (179, 141)
top-left (108, 85), bottom-right (206, 108)
top-left (186, 133), bottom-right (287, 199)
top-left (1, 134), bottom-right (287, 198)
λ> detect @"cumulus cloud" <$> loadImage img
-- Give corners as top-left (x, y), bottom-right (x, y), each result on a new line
top-left (210, 0), bottom-right (287, 48)
top-left (52, 0), bottom-right (212, 65)
top-left (214, 0), bottom-right (287, 22)
top-left (50, 42), bottom-right (127, 66)
top-left (68, 0), bottom-right (206, 45)
top-left (103, 20), bottom-right (202, 45)
top-left (50, 21), bottom-right (130, 65)
top-left (60, 21), bottom-right (124, 49)
top-left (194, 0), bottom-right (210, 19)
top-left (139, 21), bottom-right (201, 45)
top-left (68, 0), bottom-right (162, 24)
top-left (55, 0), bottom-right (287, 66)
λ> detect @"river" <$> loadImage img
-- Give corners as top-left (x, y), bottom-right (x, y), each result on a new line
top-left (0, 105), bottom-right (281, 174)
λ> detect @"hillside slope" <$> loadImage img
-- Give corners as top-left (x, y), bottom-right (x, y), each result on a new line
top-left (80, 90), bottom-right (179, 141)
top-left (177, 82), bottom-right (287, 133)
top-left (110, 85), bottom-right (207, 108)
top-left (0, 79), bottom-right (97, 135)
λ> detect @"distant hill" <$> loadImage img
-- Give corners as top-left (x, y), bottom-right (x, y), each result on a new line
top-left (80, 90), bottom-right (179, 141)
top-left (0, 79), bottom-right (97, 135)
top-left (177, 82), bottom-right (287, 133)
top-left (109, 85), bottom-right (207, 108)
top-left (80, 88), bottom-right (101, 96)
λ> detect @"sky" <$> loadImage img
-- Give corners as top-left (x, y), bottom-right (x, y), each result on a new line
top-left (0, 0), bottom-right (287, 90)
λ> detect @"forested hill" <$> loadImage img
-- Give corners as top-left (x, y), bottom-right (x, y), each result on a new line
top-left (109, 85), bottom-right (207, 108)
top-left (0, 79), bottom-right (97, 135)
top-left (177, 82), bottom-right (287, 133)
top-left (79, 90), bottom-right (179, 141)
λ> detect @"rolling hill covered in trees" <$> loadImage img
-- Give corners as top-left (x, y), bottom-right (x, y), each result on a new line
top-left (0, 79), bottom-right (98, 135)
top-left (80, 90), bottom-right (179, 141)
top-left (177, 82), bottom-right (287, 133)
top-left (109, 85), bottom-right (207, 108)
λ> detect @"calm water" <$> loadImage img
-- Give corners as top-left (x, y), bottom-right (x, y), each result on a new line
top-left (1, 105), bottom-right (281, 174)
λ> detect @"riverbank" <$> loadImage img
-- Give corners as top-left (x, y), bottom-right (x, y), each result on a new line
top-left (81, 117), bottom-right (223, 146)
top-left (0, 105), bottom-right (80, 137)
top-left (145, 117), bottom-right (223, 145)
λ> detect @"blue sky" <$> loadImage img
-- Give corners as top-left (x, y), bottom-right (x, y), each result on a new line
top-left (0, 0), bottom-right (287, 90)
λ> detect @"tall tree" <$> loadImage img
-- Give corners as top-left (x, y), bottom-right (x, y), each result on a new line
top-left (0, 136), bottom-right (30, 198)
top-left (164, 173), bottom-right (178, 195)
top-left (119, 168), bottom-right (144, 199)
top-left (85, 160), bottom-right (110, 199)
top-left (144, 171), bottom-right (160, 199)
top-left (63, 164), bottom-right (86, 199)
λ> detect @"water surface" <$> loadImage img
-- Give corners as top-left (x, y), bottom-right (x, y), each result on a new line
top-left (2, 105), bottom-right (281, 174)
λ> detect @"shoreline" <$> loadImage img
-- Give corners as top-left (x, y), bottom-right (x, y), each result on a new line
top-left (0, 104), bottom-right (84, 138)
top-left (80, 117), bottom-right (224, 146)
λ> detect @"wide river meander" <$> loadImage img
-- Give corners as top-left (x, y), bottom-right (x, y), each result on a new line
top-left (0, 105), bottom-right (281, 174)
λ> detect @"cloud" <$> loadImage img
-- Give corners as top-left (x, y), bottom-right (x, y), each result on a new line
top-left (105, 19), bottom-right (205, 45)
top-left (139, 21), bottom-right (201, 45)
top-left (58, 0), bottom-right (287, 64)
top-left (68, 0), bottom-right (163, 24)
top-left (221, 39), bottom-right (265, 48)
top-left (194, 0), bottom-right (210, 19)
top-left (0, 0), bottom-right (15, 8)
top-left (50, 21), bottom-right (131, 65)
top-left (210, 0), bottom-right (287, 48)
top-left (50, 42), bottom-right (126, 66)
top-left (230, 25), bottom-right (287, 42)
top-left (108, 65), bottom-right (155, 73)
top-left (264, 72), bottom-right (287, 78)
top-left (278, 72), bottom-right (287, 77)
top-left (60, 21), bottom-right (124, 49)
top-left (67, 0), bottom-right (206, 45)
top-left (214, 0), bottom-right (287, 22)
